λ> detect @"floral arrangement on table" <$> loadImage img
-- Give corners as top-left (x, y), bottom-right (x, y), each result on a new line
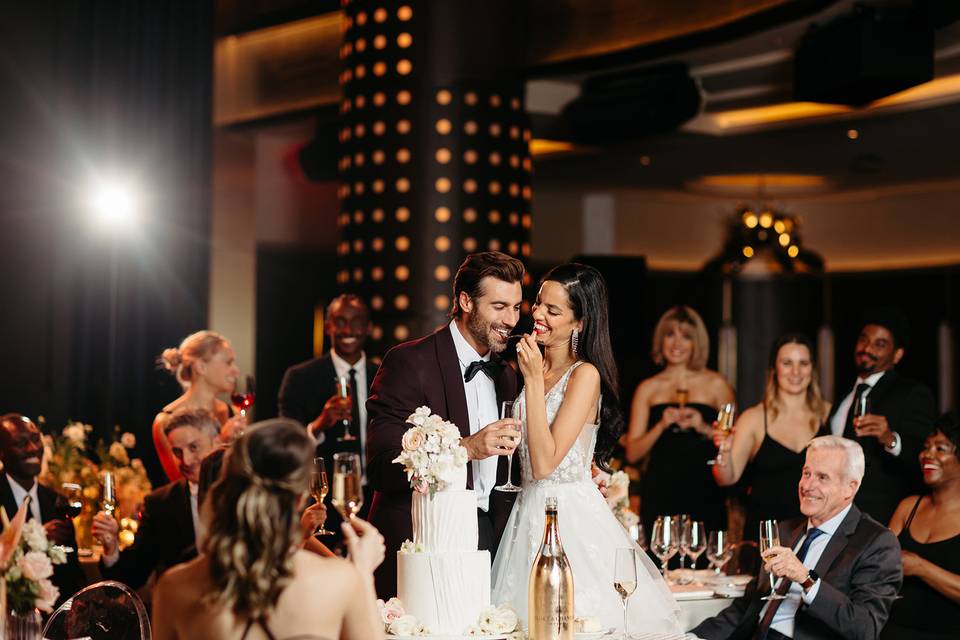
top-left (39, 421), bottom-right (152, 548)
top-left (4, 514), bottom-right (68, 613)
top-left (376, 597), bottom-right (524, 638)
top-left (392, 407), bottom-right (469, 497)
top-left (606, 470), bottom-right (640, 532)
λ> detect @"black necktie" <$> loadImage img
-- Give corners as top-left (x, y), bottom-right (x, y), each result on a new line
top-left (843, 383), bottom-right (871, 438)
top-left (756, 528), bottom-right (825, 640)
top-left (464, 358), bottom-right (504, 383)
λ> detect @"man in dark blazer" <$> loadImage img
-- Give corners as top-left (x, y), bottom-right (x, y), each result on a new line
top-left (278, 294), bottom-right (375, 548)
top-left (366, 251), bottom-right (525, 598)
top-left (0, 413), bottom-right (86, 606)
top-left (693, 435), bottom-right (901, 640)
top-left (821, 306), bottom-right (936, 525)
top-left (93, 408), bottom-right (217, 589)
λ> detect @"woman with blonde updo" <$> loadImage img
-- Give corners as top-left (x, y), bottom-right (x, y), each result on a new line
top-left (154, 330), bottom-right (245, 482)
top-left (152, 419), bottom-right (385, 640)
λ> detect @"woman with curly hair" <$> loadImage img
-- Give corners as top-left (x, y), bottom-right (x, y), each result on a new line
top-left (152, 419), bottom-right (385, 640)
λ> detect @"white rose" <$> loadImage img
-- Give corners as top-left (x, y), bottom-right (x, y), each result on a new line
top-left (414, 622), bottom-right (431, 636)
top-left (454, 446), bottom-right (469, 467)
top-left (492, 605), bottom-right (519, 633)
top-left (382, 597), bottom-right (405, 624)
top-left (402, 427), bottom-right (426, 452)
top-left (388, 614), bottom-right (419, 636)
top-left (477, 606), bottom-right (498, 633)
top-left (48, 545), bottom-right (67, 565)
top-left (35, 578), bottom-right (59, 613)
top-left (62, 424), bottom-right (85, 446)
top-left (19, 550), bottom-right (54, 581)
top-left (22, 520), bottom-right (48, 552)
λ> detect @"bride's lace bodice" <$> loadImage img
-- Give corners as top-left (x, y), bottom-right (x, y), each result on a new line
top-left (516, 361), bottom-right (598, 486)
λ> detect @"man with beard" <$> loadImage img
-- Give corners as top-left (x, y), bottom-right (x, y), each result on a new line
top-left (366, 251), bottom-right (524, 598)
top-left (821, 306), bottom-right (936, 525)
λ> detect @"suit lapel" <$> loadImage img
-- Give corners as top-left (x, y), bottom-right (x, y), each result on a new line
top-left (864, 370), bottom-right (897, 409)
top-left (0, 477), bottom-right (19, 524)
top-left (814, 505), bottom-right (860, 576)
top-left (171, 480), bottom-right (195, 542)
top-left (435, 327), bottom-right (472, 439)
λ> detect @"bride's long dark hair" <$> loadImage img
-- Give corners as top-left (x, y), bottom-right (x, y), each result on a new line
top-left (541, 263), bottom-right (624, 469)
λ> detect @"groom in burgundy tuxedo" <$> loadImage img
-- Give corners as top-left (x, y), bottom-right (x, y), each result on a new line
top-left (367, 251), bottom-right (525, 598)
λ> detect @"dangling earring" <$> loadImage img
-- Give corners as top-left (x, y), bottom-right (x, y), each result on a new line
top-left (571, 328), bottom-right (579, 358)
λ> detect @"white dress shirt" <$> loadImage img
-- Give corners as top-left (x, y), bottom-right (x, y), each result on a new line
top-left (329, 349), bottom-right (369, 445)
top-left (449, 320), bottom-right (500, 512)
top-left (4, 474), bottom-right (40, 521)
top-left (189, 481), bottom-right (200, 547)
top-left (765, 503), bottom-right (853, 637)
top-left (829, 371), bottom-right (900, 455)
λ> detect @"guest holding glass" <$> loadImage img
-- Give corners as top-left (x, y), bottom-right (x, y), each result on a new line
top-left (624, 305), bottom-right (735, 536)
top-left (881, 412), bottom-right (960, 640)
top-left (154, 331), bottom-right (246, 482)
top-left (713, 333), bottom-right (830, 541)
top-left (152, 419), bottom-right (385, 640)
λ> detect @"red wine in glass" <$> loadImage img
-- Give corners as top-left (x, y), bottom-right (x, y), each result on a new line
top-left (231, 375), bottom-right (256, 419)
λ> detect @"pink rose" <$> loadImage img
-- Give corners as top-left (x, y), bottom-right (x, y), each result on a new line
top-left (382, 597), bottom-right (405, 623)
top-left (35, 578), bottom-right (59, 613)
top-left (402, 428), bottom-right (426, 452)
top-left (18, 550), bottom-right (53, 581)
top-left (413, 478), bottom-right (428, 494)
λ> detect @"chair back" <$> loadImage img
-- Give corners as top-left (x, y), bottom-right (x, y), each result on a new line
top-left (41, 579), bottom-right (151, 640)
top-left (727, 540), bottom-right (761, 576)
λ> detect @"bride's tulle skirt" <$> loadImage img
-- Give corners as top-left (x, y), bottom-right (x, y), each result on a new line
top-left (491, 480), bottom-right (681, 635)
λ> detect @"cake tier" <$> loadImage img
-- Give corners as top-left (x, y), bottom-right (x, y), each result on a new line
top-left (397, 550), bottom-right (491, 635)
top-left (411, 490), bottom-right (478, 552)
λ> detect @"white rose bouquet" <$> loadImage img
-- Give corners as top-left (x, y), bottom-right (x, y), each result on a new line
top-left (4, 518), bottom-right (68, 613)
top-left (393, 406), bottom-right (469, 497)
top-left (467, 604), bottom-right (522, 636)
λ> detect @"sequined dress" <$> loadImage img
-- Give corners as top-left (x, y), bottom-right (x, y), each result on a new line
top-left (491, 362), bottom-right (681, 634)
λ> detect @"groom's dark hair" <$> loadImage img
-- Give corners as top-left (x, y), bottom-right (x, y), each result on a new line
top-left (450, 251), bottom-right (524, 318)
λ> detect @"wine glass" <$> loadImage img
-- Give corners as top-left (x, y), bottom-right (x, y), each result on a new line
top-left (707, 403), bottom-right (736, 466)
top-left (706, 530), bottom-right (733, 575)
top-left (759, 520), bottom-right (786, 601)
top-left (685, 520), bottom-right (707, 571)
top-left (676, 513), bottom-right (691, 569)
top-left (675, 387), bottom-right (689, 409)
top-left (100, 471), bottom-right (117, 517)
top-left (335, 375), bottom-right (357, 442)
top-left (309, 457), bottom-right (335, 536)
top-left (61, 483), bottom-right (83, 519)
top-left (650, 515), bottom-right (679, 577)
top-left (332, 452), bottom-right (363, 520)
top-left (614, 548), bottom-right (638, 639)
top-left (230, 374), bottom-right (256, 422)
top-left (494, 401), bottom-right (522, 493)
top-left (629, 522), bottom-right (646, 550)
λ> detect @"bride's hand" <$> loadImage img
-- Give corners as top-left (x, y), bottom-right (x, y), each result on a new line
top-left (515, 334), bottom-right (542, 381)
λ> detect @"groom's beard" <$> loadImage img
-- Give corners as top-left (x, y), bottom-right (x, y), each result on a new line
top-left (467, 312), bottom-right (511, 354)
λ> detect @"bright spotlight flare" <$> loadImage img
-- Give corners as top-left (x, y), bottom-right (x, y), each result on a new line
top-left (87, 178), bottom-right (140, 229)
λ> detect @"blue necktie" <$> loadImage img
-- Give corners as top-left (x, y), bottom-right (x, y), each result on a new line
top-left (756, 528), bottom-right (825, 640)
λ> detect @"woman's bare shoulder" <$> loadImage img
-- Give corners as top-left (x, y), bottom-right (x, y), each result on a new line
top-left (156, 556), bottom-right (209, 602)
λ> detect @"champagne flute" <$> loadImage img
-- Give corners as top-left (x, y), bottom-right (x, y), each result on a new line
top-left (759, 520), bottom-right (786, 601)
top-left (853, 395), bottom-right (871, 436)
top-left (100, 471), bottom-right (117, 517)
top-left (706, 530), bottom-right (732, 575)
top-left (685, 520), bottom-right (707, 571)
top-left (707, 403), bottom-right (736, 465)
top-left (309, 457), bottom-right (335, 536)
top-left (494, 401), bottom-right (522, 493)
top-left (650, 515), bottom-right (679, 577)
top-left (676, 387), bottom-right (689, 409)
top-left (61, 482), bottom-right (83, 519)
top-left (230, 374), bottom-right (256, 422)
top-left (332, 452), bottom-right (363, 520)
top-left (614, 548), bottom-right (638, 639)
top-left (335, 375), bottom-right (357, 442)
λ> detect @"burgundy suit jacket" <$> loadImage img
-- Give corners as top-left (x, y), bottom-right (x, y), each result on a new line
top-left (366, 325), bottom-right (519, 597)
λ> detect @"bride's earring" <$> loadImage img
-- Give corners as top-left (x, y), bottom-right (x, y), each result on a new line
top-left (571, 328), bottom-right (579, 357)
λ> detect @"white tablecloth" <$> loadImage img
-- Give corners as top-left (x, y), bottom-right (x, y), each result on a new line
top-left (677, 595), bottom-right (733, 632)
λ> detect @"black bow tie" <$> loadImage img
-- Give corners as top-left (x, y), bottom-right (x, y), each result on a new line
top-left (464, 357), bottom-right (504, 383)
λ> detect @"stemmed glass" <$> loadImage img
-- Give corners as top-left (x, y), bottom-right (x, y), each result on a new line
top-left (684, 520), bottom-right (707, 571)
top-left (707, 403), bottom-right (736, 465)
top-left (676, 513), bottom-right (691, 569)
top-left (309, 457), bottom-right (335, 536)
top-left (706, 530), bottom-right (733, 575)
top-left (853, 395), bottom-right (871, 434)
top-left (331, 452), bottom-right (363, 520)
top-left (614, 548), bottom-right (638, 639)
top-left (335, 375), bottom-right (357, 442)
top-left (759, 520), bottom-right (786, 601)
top-left (650, 515), bottom-right (679, 577)
top-left (61, 483), bottom-right (83, 519)
top-left (230, 375), bottom-right (256, 422)
top-left (494, 401), bottom-right (522, 493)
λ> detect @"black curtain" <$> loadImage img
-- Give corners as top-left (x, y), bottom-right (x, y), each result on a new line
top-left (0, 2), bottom-right (213, 484)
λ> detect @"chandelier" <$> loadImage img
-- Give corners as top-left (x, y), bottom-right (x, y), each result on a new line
top-left (706, 205), bottom-right (823, 274)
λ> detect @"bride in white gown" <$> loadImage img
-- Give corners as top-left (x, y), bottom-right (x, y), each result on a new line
top-left (491, 263), bottom-right (681, 635)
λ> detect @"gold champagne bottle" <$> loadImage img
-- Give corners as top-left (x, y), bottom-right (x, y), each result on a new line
top-left (528, 496), bottom-right (574, 640)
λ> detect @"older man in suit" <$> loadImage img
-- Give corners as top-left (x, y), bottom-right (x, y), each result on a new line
top-left (821, 306), bottom-right (936, 525)
top-left (693, 435), bottom-right (901, 640)
top-left (366, 251), bottom-right (525, 598)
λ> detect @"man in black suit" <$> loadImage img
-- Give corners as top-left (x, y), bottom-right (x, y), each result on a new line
top-left (92, 408), bottom-right (217, 589)
top-left (366, 251), bottom-right (524, 598)
top-left (693, 436), bottom-right (901, 640)
top-left (0, 413), bottom-right (86, 606)
top-left (822, 306), bottom-right (936, 525)
top-left (278, 294), bottom-right (374, 548)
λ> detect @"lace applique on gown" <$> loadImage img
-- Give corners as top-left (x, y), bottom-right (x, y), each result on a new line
top-left (491, 362), bottom-right (681, 634)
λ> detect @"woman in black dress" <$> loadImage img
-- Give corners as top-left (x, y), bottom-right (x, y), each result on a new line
top-left (625, 306), bottom-right (735, 537)
top-left (712, 333), bottom-right (829, 541)
top-left (882, 412), bottom-right (960, 640)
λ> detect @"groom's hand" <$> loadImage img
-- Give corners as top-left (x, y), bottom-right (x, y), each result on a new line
top-left (462, 419), bottom-right (521, 460)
